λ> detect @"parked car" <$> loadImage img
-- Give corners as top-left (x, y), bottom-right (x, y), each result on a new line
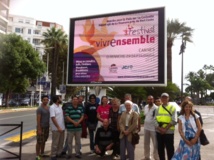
top-left (20, 98), bottom-right (30, 106)
top-left (8, 99), bottom-right (20, 107)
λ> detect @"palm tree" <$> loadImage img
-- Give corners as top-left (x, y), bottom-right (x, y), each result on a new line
top-left (167, 19), bottom-right (194, 82)
top-left (42, 27), bottom-right (68, 98)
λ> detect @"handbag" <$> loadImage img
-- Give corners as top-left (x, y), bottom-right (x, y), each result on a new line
top-left (131, 112), bottom-right (140, 145)
top-left (132, 132), bottom-right (140, 145)
top-left (200, 129), bottom-right (209, 145)
top-left (193, 115), bottom-right (209, 146)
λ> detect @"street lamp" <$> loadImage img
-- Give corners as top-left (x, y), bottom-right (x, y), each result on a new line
top-left (35, 46), bottom-right (54, 105)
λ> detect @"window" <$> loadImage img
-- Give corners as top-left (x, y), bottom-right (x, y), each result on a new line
top-left (34, 30), bottom-right (40, 34)
top-left (25, 20), bottom-right (30, 24)
top-left (28, 29), bottom-right (31, 34)
top-left (33, 39), bottom-right (40, 45)
top-left (18, 19), bottom-right (23, 23)
top-left (37, 22), bottom-right (42, 26)
top-left (15, 27), bottom-right (23, 33)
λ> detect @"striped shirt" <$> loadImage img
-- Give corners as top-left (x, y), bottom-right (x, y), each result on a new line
top-left (65, 104), bottom-right (83, 131)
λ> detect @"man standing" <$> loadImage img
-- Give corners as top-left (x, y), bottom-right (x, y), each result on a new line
top-left (35, 95), bottom-right (50, 160)
top-left (65, 96), bottom-right (84, 159)
top-left (119, 93), bottom-right (141, 131)
top-left (154, 93), bottom-right (177, 160)
top-left (143, 95), bottom-right (159, 160)
top-left (50, 95), bottom-right (65, 160)
top-left (154, 97), bottom-right (162, 107)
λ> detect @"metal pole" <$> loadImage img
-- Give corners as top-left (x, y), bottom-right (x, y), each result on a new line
top-left (19, 121), bottom-right (23, 160)
top-left (39, 78), bottom-right (41, 106)
top-left (47, 52), bottom-right (49, 77)
top-left (181, 52), bottom-right (184, 101)
top-left (62, 62), bottom-right (64, 84)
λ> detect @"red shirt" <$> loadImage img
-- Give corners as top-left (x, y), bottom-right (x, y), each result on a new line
top-left (97, 104), bottom-right (111, 120)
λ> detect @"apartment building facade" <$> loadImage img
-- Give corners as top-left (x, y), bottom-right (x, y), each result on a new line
top-left (8, 14), bottom-right (63, 52)
top-left (0, 0), bottom-right (9, 34)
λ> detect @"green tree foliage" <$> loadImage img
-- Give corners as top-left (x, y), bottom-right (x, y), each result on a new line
top-left (0, 33), bottom-right (46, 107)
top-left (107, 87), bottom-right (147, 105)
top-left (107, 82), bottom-right (179, 105)
top-left (41, 27), bottom-right (68, 98)
top-left (144, 81), bottom-right (180, 100)
top-left (185, 68), bottom-right (213, 99)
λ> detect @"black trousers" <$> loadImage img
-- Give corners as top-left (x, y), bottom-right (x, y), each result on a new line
top-left (156, 132), bottom-right (174, 160)
top-left (112, 130), bottom-right (120, 155)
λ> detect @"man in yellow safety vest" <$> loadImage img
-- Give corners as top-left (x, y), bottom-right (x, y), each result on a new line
top-left (154, 93), bottom-right (177, 160)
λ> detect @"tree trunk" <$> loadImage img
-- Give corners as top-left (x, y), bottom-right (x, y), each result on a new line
top-left (51, 45), bottom-right (57, 99)
top-left (167, 41), bottom-right (173, 82)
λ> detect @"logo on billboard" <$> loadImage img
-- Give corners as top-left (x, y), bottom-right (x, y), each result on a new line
top-left (109, 64), bottom-right (118, 73)
top-left (122, 65), bottom-right (133, 70)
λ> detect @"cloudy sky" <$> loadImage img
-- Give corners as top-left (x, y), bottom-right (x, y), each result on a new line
top-left (10, 0), bottom-right (214, 89)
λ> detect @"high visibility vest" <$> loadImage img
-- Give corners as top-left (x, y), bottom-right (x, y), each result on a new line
top-left (156, 105), bottom-right (175, 130)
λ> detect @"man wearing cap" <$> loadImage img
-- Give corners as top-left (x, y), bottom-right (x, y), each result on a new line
top-left (154, 93), bottom-right (177, 160)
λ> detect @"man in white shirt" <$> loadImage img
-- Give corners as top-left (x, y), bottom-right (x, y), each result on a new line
top-left (49, 95), bottom-right (65, 160)
top-left (143, 95), bottom-right (159, 160)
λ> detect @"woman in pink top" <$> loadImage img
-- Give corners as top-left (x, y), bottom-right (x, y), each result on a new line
top-left (97, 96), bottom-right (111, 123)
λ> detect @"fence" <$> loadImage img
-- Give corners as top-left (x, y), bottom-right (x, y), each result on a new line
top-left (0, 122), bottom-right (23, 160)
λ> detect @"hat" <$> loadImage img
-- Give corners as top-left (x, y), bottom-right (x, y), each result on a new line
top-left (161, 93), bottom-right (169, 97)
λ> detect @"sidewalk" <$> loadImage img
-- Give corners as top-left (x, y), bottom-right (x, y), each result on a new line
top-left (1, 107), bottom-right (214, 160)
top-left (3, 116), bottom-right (214, 160)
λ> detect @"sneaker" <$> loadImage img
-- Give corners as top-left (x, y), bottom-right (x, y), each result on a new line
top-left (40, 153), bottom-right (49, 157)
top-left (35, 156), bottom-right (40, 160)
top-left (113, 154), bottom-right (120, 160)
top-left (90, 150), bottom-right (94, 154)
top-left (105, 151), bottom-right (108, 155)
top-left (75, 154), bottom-right (81, 159)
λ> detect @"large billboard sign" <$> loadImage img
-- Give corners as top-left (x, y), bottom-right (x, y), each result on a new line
top-left (67, 7), bottom-right (166, 86)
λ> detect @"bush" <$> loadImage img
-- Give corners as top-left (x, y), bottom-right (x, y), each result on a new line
top-left (140, 111), bottom-right (145, 124)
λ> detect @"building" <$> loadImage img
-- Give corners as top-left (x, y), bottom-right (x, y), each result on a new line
top-left (8, 14), bottom-right (63, 54)
top-left (0, 0), bottom-right (10, 34)
top-left (7, 14), bottom-right (64, 105)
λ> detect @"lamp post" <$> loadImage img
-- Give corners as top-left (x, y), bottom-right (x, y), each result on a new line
top-left (35, 46), bottom-right (54, 105)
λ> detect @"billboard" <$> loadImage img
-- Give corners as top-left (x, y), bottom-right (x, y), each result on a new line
top-left (67, 7), bottom-right (166, 86)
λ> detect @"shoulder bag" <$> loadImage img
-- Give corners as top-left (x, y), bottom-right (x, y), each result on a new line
top-left (193, 115), bottom-right (209, 145)
top-left (131, 112), bottom-right (140, 145)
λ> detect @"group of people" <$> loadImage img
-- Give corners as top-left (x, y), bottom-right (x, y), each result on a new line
top-left (35, 92), bottom-right (203, 160)
top-left (143, 93), bottom-right (203, 160)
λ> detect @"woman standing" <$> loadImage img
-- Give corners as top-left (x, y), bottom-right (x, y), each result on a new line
top-left (97, 96), bottom-right (111, 128)
top-left (172, 100), bottom-right (202, 160)
top-left (119, 100), bottom-right (138, 160)
top-left (85, 94), bottom-right (99, 154)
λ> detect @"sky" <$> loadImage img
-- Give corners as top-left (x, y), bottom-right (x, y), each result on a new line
top-left (9, 0), bottom-right (214, 90)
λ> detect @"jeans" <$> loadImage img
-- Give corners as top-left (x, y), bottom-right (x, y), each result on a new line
top-left (89, 129), bottom-right (95, 151)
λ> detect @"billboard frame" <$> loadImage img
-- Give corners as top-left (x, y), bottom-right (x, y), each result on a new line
top-left (67, 7), bottom-right (166, 87)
